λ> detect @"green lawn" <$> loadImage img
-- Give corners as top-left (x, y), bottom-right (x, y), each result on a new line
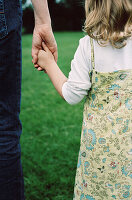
top-left (21, 32), bottom-right (85, 200)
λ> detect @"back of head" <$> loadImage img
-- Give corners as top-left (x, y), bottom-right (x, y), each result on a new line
top-left (84, 0), bottom-right (132, 48)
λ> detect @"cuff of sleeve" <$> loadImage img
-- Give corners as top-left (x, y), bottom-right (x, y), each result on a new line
top-left (62, 82), bottom-right (76, 105)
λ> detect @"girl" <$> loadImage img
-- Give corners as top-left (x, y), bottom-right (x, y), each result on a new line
top-left (37, 0), bottom-right (132, 199)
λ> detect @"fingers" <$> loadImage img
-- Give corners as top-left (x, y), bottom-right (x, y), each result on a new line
top-left (38, 50), bottom-right (45, 61)
top-left (37, 67), bottom-right (43, 71)
top-left (32, 58), bottom-right (39, 68)
top-left (33, 64), bottom-right (46, 73)
top-left (33, 63), bottom-right (44, 72)
top-left (32, 54), bottom-right (38, 64)
top-left (34, 64), bottom-right (39, 68)
top-left (42, 42), bottom-right (49, 52)
top-left (33, 62), bottom-right (43, 71)
top-left (42, 42), bottom-right (58, 63)
top-left (32, 48), bottom-right (39, 64)
top-left (32, 29), bottom-right (42, 64)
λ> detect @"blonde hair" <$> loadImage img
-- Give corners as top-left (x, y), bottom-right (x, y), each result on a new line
top-left (84, 0), bottom-right (132, 48)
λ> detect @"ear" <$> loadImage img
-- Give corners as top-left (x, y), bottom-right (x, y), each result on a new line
top-left (42, 42), bottom-right (49, 52)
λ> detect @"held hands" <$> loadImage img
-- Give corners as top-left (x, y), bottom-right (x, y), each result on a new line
top-left (32, 24), bottom-right (58, 71)
top-left (37, 42), bottom-right (55, 71)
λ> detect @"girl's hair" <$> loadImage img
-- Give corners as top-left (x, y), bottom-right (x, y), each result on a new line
top-left (84, 0), bottom-right (132, 48)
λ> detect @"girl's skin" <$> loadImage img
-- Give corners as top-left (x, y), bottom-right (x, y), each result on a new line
top-left (37, 43), bottom-right (67, 98)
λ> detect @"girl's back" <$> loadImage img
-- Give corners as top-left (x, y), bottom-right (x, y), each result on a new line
top-left (73, 1), bottom-right (132, 199)
top-left (73, 36), bottom-right (132, 200)
top-left (74, 35), bottom-right (132, 73)
top-left (92, 37), bottom-right (132, 72)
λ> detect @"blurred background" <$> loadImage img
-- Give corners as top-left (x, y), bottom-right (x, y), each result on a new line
top-left (21, 1), bottom-right (85, 200)
top-left (22, 0), bottom-right (85, 33)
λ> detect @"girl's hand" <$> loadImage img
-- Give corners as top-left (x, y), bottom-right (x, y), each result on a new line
top-left (37, 42), bottom-right (55, 70)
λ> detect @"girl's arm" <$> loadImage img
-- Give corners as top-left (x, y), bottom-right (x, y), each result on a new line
top-left (37, 43), bottom-right (67, 98)
top-left (45, 62), bottom-right (67, 98)
top-left (38, 37), bottom-right (92, 105)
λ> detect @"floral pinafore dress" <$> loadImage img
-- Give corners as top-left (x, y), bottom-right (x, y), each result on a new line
top-left (73, 38), bottom-right (132, 200)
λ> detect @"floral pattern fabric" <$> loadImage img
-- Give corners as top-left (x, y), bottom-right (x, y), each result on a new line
top-left (73, 39), bottom-right (132, 200)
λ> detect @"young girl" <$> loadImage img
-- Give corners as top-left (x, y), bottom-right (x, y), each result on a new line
top-left (37, 0), bottom-right (132, 199)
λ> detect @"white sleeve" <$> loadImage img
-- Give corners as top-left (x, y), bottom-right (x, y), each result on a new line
top-left (62, 36), bottom-right (92, 105)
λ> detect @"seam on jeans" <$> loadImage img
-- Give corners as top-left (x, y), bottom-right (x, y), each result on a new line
top-left (15, 8), bottom-right (22, 134)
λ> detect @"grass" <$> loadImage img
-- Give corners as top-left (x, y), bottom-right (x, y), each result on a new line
top-left (21, 32), bottom-right (85, 200)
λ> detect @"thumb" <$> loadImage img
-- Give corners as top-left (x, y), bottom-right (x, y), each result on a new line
top-left (42, 42), bottom-right (49, 52)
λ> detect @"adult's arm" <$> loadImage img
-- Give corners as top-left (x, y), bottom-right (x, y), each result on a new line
top-left (32, 0), bottom-right (51, 25)
top-left (31, 0), bottom-right (58, 68)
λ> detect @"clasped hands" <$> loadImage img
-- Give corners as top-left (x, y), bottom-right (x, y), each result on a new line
top-left (38, 42), bottom-right (55, 72)
top-left (32, 24), bottom-right (57, 72)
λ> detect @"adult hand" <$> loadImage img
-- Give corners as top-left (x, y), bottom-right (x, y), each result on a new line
top-left (32, 24), bottom-right (58, 71)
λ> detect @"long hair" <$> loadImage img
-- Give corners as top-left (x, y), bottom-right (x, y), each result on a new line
top-left (84, 0), bottom-right (132, 48)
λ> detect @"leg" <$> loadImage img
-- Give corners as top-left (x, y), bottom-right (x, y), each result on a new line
top-left (0, 0), bottom-right (25, 199)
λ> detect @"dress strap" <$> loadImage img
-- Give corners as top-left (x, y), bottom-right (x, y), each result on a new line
top-left (90, 38), bottom-right (95, 72)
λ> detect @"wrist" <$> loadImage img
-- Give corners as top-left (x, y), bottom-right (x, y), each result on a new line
top-left (34, 23), bottom-right (53, 36)
top-left (35, 15), bottom-right (51, 26)
top-left (46, 60), bottom-right (57, 72)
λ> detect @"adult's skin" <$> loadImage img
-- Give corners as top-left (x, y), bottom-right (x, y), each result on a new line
top-left (0, 0), bottom-right (57, 199)
top-left (31, 0), bottom-right (58, 70)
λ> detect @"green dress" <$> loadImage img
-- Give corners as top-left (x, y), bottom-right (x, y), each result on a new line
top-left (73, 38), bottom-right (132, 200)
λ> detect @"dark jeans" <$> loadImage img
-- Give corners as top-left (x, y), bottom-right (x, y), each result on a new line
top-left (0, 0), bottom-right (25, 199)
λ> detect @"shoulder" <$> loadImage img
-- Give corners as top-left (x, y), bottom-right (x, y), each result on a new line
top-left (72, 35), bottom-right (92, 70)
top-left (75, 35), bottom-right (91, 64)
top-left (79, 35), bottom-right (91, 47)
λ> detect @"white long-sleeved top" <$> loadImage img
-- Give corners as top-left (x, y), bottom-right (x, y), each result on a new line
top-left (62, 35), bottom-right (132, 105)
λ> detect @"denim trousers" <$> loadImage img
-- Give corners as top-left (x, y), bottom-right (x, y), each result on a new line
top-left (0, 0), bottom-right (25, 199)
